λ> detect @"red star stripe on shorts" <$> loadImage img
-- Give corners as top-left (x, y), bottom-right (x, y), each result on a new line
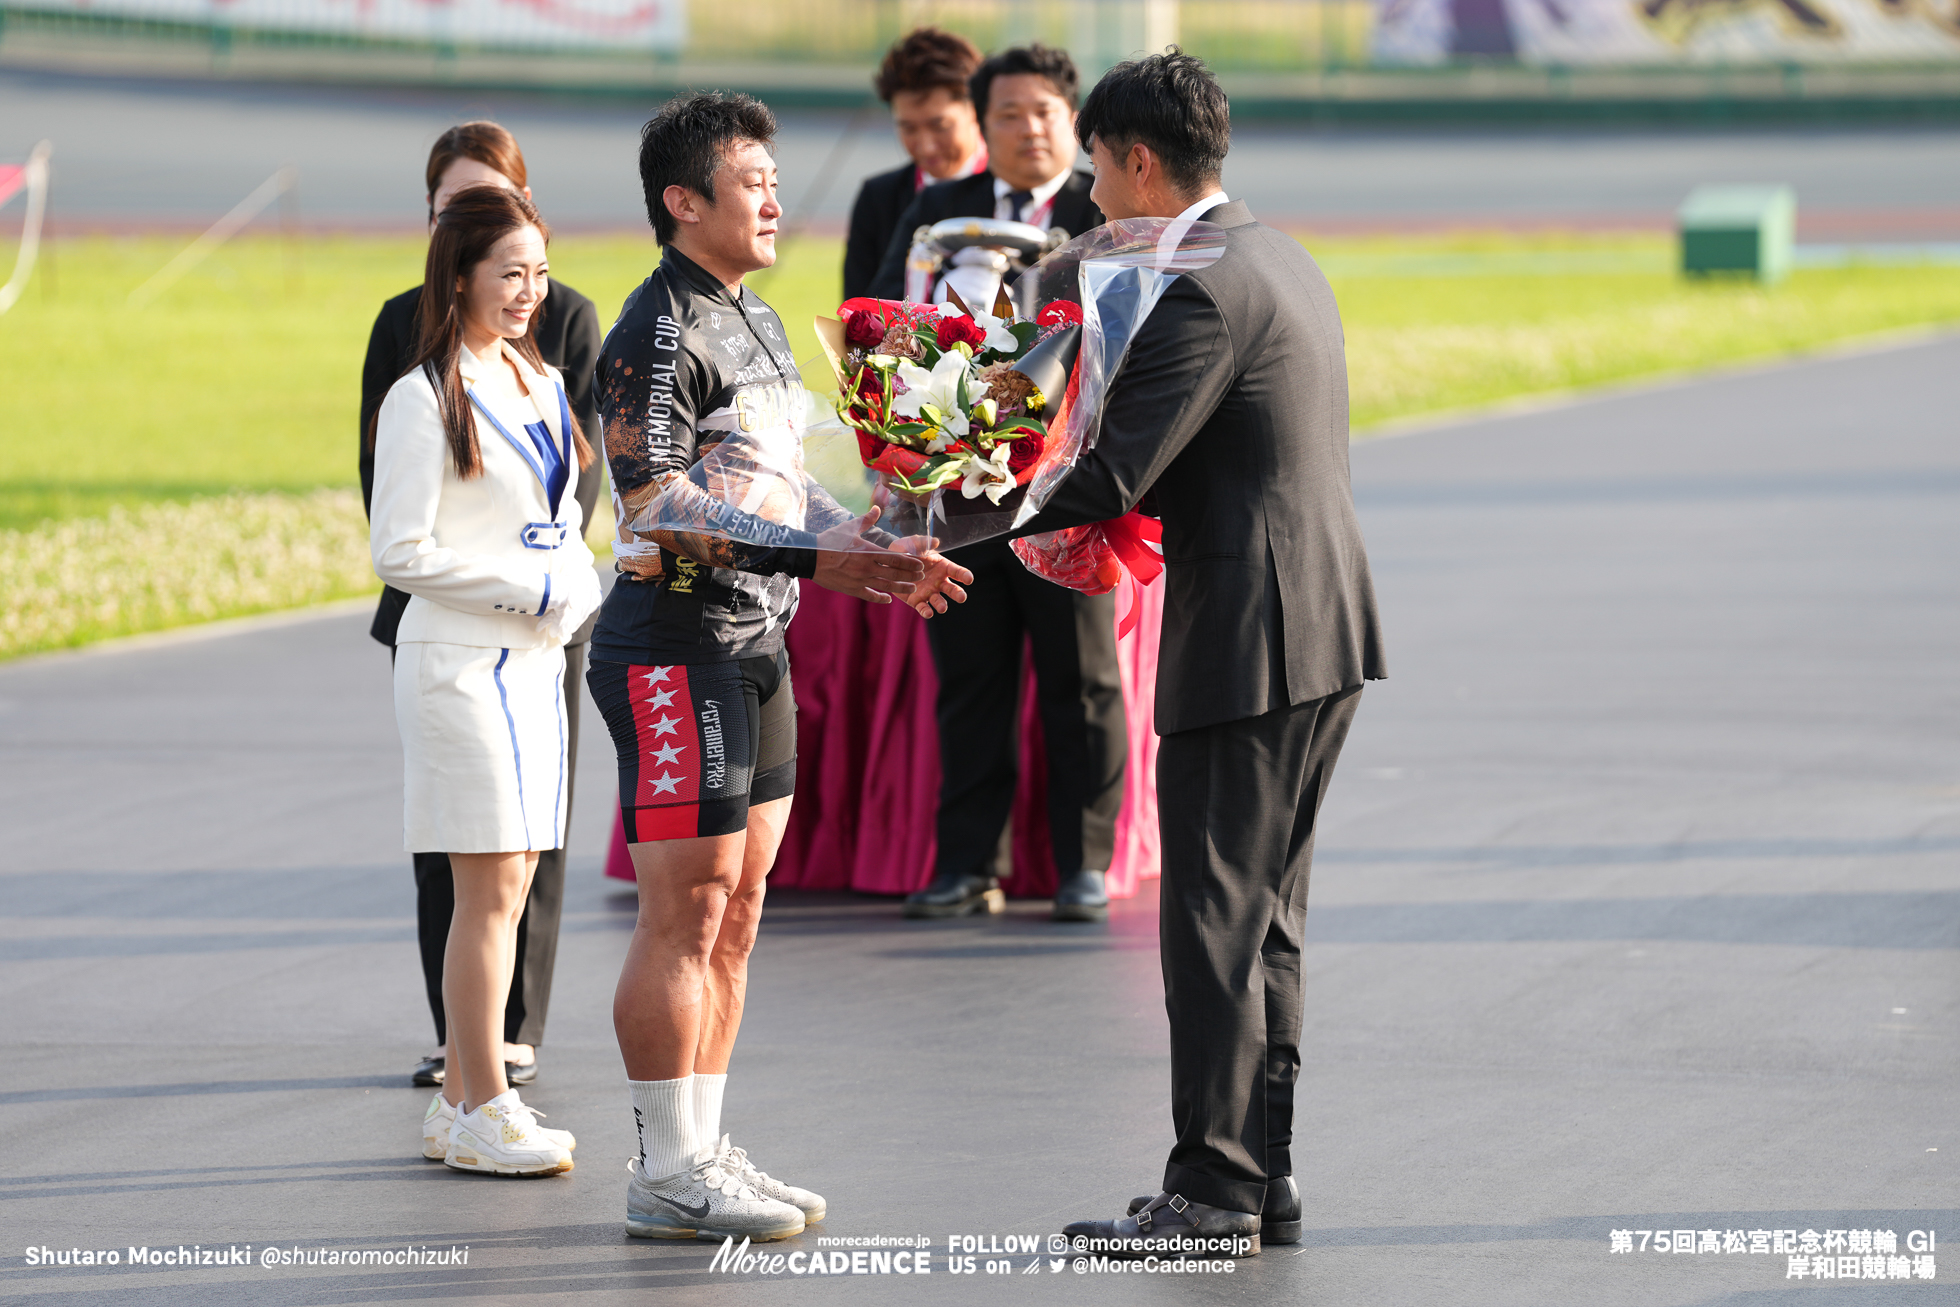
top-left (626, 664), bottom-right (700, 839)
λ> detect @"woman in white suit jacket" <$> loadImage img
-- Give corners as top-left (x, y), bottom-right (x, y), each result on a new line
top-left (369, 185), bottom-right (602, 1176)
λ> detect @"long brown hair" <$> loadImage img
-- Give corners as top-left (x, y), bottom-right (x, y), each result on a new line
top-left (407, 185), bottom-right (593, 480)
top-left (426, 121), bottom-right (527, 223)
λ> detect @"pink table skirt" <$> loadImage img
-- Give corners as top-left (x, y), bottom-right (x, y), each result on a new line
top-left (606, 578), bottom-right (1163, 899)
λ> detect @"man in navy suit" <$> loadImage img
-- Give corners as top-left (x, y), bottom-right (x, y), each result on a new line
top-left (877, 44), bottom-right (1126, 924)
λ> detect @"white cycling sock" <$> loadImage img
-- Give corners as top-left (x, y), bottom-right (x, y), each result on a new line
top-left (693, 1072), bottom-right (727, 1145)
top-left (629, 1076), bottom-right (694, 1178)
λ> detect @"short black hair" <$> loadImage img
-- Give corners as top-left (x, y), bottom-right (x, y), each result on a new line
top-left (970, 43), bottom-right (1080, 124)
top-left (1077, 48), bottom-right (1230, 197)
top-left (638, 91), bottom-right (778, 246)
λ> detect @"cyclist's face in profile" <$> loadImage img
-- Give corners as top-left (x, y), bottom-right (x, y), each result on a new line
top-left (695, 139), bottom-right (780, 276)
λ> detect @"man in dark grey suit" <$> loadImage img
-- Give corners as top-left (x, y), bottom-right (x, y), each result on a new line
top-left (1023, 51), bottom-right (1387, 1255)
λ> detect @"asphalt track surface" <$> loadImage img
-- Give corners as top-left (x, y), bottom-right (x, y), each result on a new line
top-left (4, 69), bottom-right (1960, 236)
top-left (2, 332), bottom-right (1955, 1304)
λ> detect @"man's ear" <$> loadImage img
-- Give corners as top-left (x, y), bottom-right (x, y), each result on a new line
top-left (663, 184), bottom-right (701, 227)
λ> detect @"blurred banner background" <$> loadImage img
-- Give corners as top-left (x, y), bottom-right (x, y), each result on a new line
top-left (2, 0), bottom-right (1956, 107)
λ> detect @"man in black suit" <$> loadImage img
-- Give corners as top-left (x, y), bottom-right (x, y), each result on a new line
top-left (867, 43), bottom-right (1103, 302)
top-left (1021, 52), bottom-right (1387, 1255)
top-left (877, 45), bottom-right (1126, 924)
top-left (842, 27), bottom-right (986, 301)
top-left (357, 123), bottom-right (606, 1089)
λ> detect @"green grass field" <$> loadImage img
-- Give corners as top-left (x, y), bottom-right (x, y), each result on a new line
top-left (2, 229), bottom-right (1957, 657)
top-left (7, 229), bottom-right (1960, 531)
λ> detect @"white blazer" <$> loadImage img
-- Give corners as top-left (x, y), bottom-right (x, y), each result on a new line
top-left (370, 339), bottom-right (595, 650)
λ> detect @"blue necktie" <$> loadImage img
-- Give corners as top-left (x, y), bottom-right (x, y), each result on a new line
top-left (1008, 189), bottom-right (1035, 222)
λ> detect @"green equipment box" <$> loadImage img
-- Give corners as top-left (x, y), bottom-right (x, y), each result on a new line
top-left (1679, 185), bottom-right (1795, 284)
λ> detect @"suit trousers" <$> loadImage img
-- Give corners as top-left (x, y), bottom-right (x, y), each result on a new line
top-left (926, 539), bottom-right (1126, 883)
top-left (411, 640), bottom-right (584, 1048)
top-left (1157, 684), bottom-right (1363, 1214)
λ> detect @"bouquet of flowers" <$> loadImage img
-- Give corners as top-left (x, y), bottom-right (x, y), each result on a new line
top-left (815, 290), bottom-right (1083, 509)
top-left (609, 219), bottom-right (1228, 571)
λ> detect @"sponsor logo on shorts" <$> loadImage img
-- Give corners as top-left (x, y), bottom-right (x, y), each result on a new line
top-left (700, 699), bottom-right (726, 792)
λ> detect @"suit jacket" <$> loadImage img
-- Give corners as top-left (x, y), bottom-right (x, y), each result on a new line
top-left (359, 279), bottom-right (603, 646)
top-left (1021, 200), bottom-right (1386, 736)
top-left (867, 169), bottom-right (1102, 301)
top-left (369, 340), bottom-right (595, 650)
top-left (843, 162), bottom-right (918, 301)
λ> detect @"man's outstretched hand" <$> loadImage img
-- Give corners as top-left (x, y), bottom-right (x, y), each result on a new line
top-left (813, 547), bottom-right (925, 603)
top-left (810, 511), bottom-right (974, 613)
top-left (812, 508), bottom-right (922, 603)
top-left (898, 546), bottom-right (973, 618)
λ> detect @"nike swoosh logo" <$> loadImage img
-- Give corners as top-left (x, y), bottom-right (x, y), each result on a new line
top-left (650, 1191), bottom-right (711, 1220)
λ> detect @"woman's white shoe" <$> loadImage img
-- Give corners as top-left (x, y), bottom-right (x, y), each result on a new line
top-left (443, 1090), bottom-right (574, 1176)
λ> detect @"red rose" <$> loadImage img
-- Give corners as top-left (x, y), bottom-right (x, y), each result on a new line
top-left (853, 374), bottom-right (886, 421)
top-left (844, 309), bottom-right (887, 348)
top-left (1036, 300), bottom-right (1082, 327)
top-left (1005, 430), bottom-right (1045, 481)
top-left (934, 314), bottom-right (988, 352)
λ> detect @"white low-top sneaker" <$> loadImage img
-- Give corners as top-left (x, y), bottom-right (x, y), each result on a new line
top-left (445, 1091), bottom-right (574, 1176)
top-left (425, 1091), bottom-right (574, 1161)
top-left (626, 1146), bottom-right (805, 1242)
top-left (715, 1135), bottom-right (826, 1222)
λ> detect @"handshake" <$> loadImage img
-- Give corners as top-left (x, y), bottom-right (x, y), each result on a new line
top-left (535, 563), bottom-right (604, 645)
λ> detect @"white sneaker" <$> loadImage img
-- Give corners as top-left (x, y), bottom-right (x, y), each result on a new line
top-left (626, 1145), bottom-right (805, 1241)
top-left (425, 1091), bottom-right (573, 1160)
top-left (509, 1097), bottom-right (576, 1154)
top-left (715, 1134), bottom-right (826, 1222)
top-left (422, 1092), bottom-right (455, 1160)
top-left (445, 1090), bottom-right (574, 1176)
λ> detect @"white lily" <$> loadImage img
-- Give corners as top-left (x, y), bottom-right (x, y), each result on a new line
top-left (958, 443), bottom-right (1016, 505)
top-left (941, 305), bottom-right (1021, 355)
top-left (893, 349), bottom-right (986, 439)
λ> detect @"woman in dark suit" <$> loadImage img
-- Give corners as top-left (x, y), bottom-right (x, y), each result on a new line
top-left (841, 28), bottom-right (986, 300)
top-left (358, 121), bottom-right (604, 1092)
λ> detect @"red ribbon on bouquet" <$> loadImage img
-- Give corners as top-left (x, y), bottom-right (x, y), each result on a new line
top-left (1104, 511), bottom-right (1163, 639)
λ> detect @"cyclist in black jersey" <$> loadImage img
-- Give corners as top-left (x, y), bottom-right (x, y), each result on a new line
top-left (590, 92), bottom-right (970, 1245)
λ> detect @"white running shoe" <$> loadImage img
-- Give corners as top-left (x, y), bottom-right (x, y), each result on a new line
top-left (425, 1091), bottom-right (574, 1160)
top-left (445, 1090), bottom-right (574, 1176)
top-left (714, 1134), bottom-right (826, 1223)
top-left (626, 1145), bottom-right (805, 1242)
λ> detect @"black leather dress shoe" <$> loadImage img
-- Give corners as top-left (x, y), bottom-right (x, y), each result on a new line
top-left (901, 872), bottom-right (1004, 919)
top-left (506, 1058), bottom-right (537, 1086)
top-left (1051, 868), bottom-right (1109, 922)
top-left (1261, 1175), bottom-right (1301, 1243)
top-left (1066, 1192), bottom-right (1260, 1259)
top-left (411, 1056), bottom-right (445, 1088)
top-left (1130, 1177), bottom-right (1299, 1244)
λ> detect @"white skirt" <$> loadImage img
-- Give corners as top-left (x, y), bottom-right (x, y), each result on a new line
top-left (394, 640), bottom-right (568, 854)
